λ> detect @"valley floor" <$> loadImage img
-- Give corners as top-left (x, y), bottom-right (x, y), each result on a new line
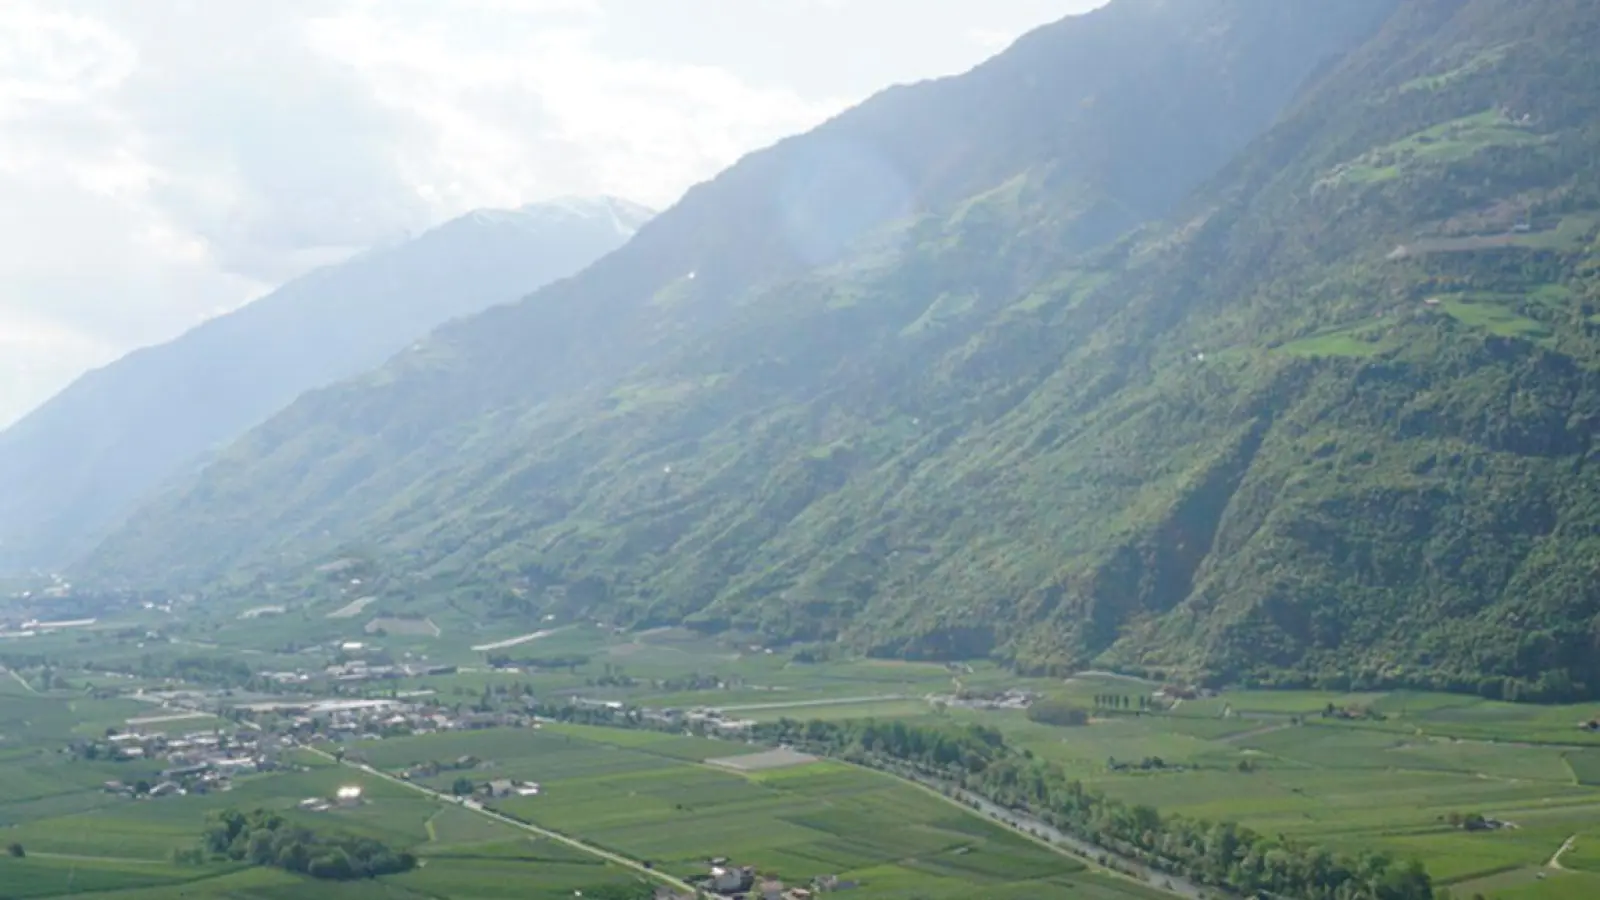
top-left (4, 620), bottom-right (1600, 898)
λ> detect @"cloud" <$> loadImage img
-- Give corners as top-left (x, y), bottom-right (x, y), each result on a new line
top-left (0, 0), bottom-right (1103, 428)
top-left (300, 2), bottom-right (846, 213)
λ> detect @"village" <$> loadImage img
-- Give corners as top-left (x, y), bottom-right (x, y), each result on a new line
top-left (692, 859), bottom-right (859, 900)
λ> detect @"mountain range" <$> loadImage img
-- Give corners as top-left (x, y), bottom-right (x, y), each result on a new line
top-left (0, 196), bottom-right (652, 572)
top-left (75, 0), bottom-right (1600, 699)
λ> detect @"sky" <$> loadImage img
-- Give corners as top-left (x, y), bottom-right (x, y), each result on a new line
top-left (0, 0), bottom-right (1107, 428)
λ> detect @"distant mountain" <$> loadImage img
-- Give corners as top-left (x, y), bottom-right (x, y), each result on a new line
top-left (0, 196), bottom-right (652, 571)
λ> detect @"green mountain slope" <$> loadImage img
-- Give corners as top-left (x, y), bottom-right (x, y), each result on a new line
top-left (0, 197), bottom-right (651, 573)
top-left (91, 0), bottom-right (1600, 700)
top-left (83, 0), bottom-right (1401, 596)
top-left (648, 0), bottom-right (1600, 698)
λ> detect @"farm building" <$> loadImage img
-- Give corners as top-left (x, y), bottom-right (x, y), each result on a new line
top-left (483, 779), bottom-right (541, 798)
top-left (706, 865), bottom-right (755, 894)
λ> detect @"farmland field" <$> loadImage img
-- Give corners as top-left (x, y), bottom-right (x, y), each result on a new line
top-left (345, 724), bottom-right (1166, 900)
top-left (0, 677), bottom-right (1167, 899)
top-left (501, 660), bottom-right (1600, 900)
top-left (5, 609), bottom-right (1600, 899)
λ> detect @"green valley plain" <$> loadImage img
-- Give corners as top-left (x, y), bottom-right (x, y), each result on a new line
top-left (6, 0), bottom-right (1600, 898)
top-left (1, 620), bottom-right (1599, 898)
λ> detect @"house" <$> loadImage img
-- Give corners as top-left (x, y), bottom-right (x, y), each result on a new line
top-left (148, 781), bottom-right (184, 797)
top-left (162, 763), bottom-right (211, 779)
top-left (335, 785), bottom-right (363, 806)
top-left (708, 865), bottom-right (755, 894)
top-left (484, 779), bottom-right (515, 798)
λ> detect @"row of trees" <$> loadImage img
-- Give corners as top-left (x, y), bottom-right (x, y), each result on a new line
top-left (753, 717), bottom-right (1007, 772)
top-left (758, 717), bottom-right (1435, 900)
top-left (190, 808), bottom-right (415, 880)
top-left (1238, 664), bottom-right (1594, 705)
top-left (1091, 694), bottom-right (1150, 711)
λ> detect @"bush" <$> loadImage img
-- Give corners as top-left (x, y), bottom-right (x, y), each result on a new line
top-left (1025, 696), bottom-right (1090, 727)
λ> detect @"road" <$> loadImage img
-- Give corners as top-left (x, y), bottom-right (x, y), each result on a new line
top-left (887, 768), bottom-right (1212, 899)
top-left (711, 694), bottom-right (908, 713)
top-left (305, 746), bottom-right (699, 896)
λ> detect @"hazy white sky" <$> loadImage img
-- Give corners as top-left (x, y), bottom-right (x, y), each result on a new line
top-left (0, 0), bottom-right (1106, 427)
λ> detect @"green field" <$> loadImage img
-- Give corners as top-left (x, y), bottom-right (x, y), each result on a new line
top-left (0, 721), bottom-right (663, 899)
top-left (906, 687), bottom-right (1600, 899)
top-left (0, 679), bottom-right (1167, 899)
top-left (561, 670), bottom-right (1598, 900)
top-left (8, 613), bottom-right (1600, 899)
top-left (348, 724), bottom-right (1164, 900)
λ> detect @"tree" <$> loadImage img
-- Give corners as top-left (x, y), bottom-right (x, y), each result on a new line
top-left (451, 777), bottom-right (475, 796)
top-left (7, 842), bottom-right (23, 858)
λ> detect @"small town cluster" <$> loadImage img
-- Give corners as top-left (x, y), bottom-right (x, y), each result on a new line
top-left (695, 858), bottom-right (858, 900)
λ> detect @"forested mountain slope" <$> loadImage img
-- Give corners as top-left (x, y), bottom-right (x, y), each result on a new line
top-left (652, 0), bottom-right (1600, 698)
top-left (87, 0), bottom-right (1600, 700)
top-left (83, 0), bottom-right (1400, 598)
top-left (0, 197), bottom-right (651, 572)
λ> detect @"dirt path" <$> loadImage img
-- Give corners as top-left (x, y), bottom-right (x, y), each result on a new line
top-left (470, 625), bottom-right (571, 652)
top-left (1548, 834), bottom-right (1578, 870)
top-left (126, 710), bottom-right (214, 727)
top-left (1220, 722), bottom-right (1293, 744)
top-left (23, 852), bottom-right (169, 864)
top-left (3, 666), bottom-right (38, 694)
top-left (712, 694), bottom-right (907, 713)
